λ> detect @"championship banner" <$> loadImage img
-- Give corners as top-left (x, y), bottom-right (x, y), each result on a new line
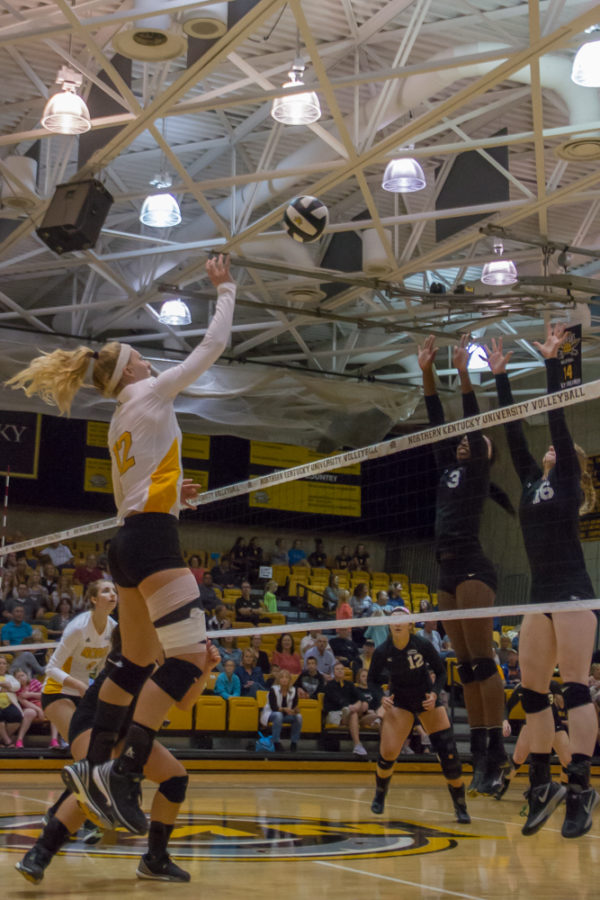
top-left (558, 323), bottom-right (582, 389)
top-left (0, 411), bottom-right (41, 479)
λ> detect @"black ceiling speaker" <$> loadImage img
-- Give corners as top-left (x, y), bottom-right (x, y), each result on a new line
top-left (36, 179), bottom-right (113, 255)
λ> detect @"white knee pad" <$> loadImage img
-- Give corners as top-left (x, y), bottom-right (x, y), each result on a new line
top-left (146, 573), bottom-right (206, 656)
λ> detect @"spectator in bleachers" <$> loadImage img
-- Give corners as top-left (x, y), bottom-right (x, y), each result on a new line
top-left (334, 545), bottom-right (352, 570)
top-left (47, 598), bottom-right (75, 640)
top-left (40, 542), bottom-right (74, 572)
top-left (503, 650), bottom-right (521, 687)
top-left (271, 633), bottom-right (302, 674)
top-left (300, 630), bottom-right (319, 657)
top-left (14, 558), bottom-right (32, 587)
top-left (308, 538), bottom-right (328, 569)
top-left (324, 661), bottom-right (368, 756)
top-left (336, 589), bottom-right (353, 620)
top-left (199, 571), bottom-right (220, 613)
top-left (210, 555), bottom-right (238, 590)
top-left (497, 634), bottom-right (514, 666)
top-left (74, 554), bottom-right (104, 588)
top-left (349, 543), bottom-right (370, 573)
top-left (355, 667), bottom-right (383, 729)
top-left (288, 539), bottom-right (309, 568)
top-left (250, 634), bottom-right (271, 676)
top-left (208, 605), bottom-right (233, 631)
top-left (330, 628), bottom-right (362, 678)
top-left (360, 638), bottom-right (376, 670)
top-left (375, 590), bottom-right (388, 608)
top-left (418, 619), bottom-right (444, 655)
top-left (40, 563), bottom-right (58, 597)
top-left (384, 582), bottom-right (405, 610)
top-left (229, 536), bottom-right (248, 580)
top-left (235, 648), bottom-right (266, 698)
top-left (260, 668), bottom-right (302, 752)
top-left (304, 633), bottom-right (336, 681)
top-left (245, 537), bottom-right (263, 583)
top-left (235, 580), bottom-right (261, 626)
top-left (265, 663), bottom-right (280, 688)
top-left (5, 583), bottom-right (40, 622)
top-left (262, 580), bottom-right (278, 615)
top-left (8, 649), bottom-right (45, 678)
top-left (215, 633), bottom-right (242, 670)
top-left (0, 655), bottom-right (23, 747)
top-left (364, 607), bottom-right (389, 648)
top-left (187, 554), bottom-right (205, 584)
top-left (13, 667), bottom-right (49, 748)
top-left (2, 605), bottom-right (33, 646)
top-left (45, 573), bottom-right (75, 614)
top-left (270, 538), bottom-right (289, 566)
top-left (214, 659), bottom-right (241, 699)
top-left (27, 573), bottom-right (50, 611)
top-left (323, 574), bottom-right (339, 615)
top-left (350, 583), bottom-right (373, 618)
top-left (297, 655), bottom-right (325, 699)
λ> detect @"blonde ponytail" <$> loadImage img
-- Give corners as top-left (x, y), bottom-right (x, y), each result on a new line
top-left (575, 444), bottom-right (597, 516)
top-left (6, 340), bottom-right (126, 414)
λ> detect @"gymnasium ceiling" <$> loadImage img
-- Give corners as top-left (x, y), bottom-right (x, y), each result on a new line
top-left (0, 0), bottom-right (599, 449)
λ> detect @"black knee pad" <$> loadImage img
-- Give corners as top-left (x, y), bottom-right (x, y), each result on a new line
top-left (429, 727), bottom-right (462, 781)
top-left (151, 658), bottom-right (202, 702)
top-left (158, 774), bottom-right (188, 804)
top-left (457, 662), bottom-right (474, 684)
top-left (521, 687), bottom-right (550, 714)
top-left (109, 656), bottom-right (154, 696)
top-left (562, 682), bottom-right (591, 711)
top-left (471, 657), bottom-right (498, 681)
top-left (377, 754), bottom-right (395, 770)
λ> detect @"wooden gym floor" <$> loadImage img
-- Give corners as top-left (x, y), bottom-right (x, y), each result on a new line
top-left (0, 769), bottom-right (598, 899)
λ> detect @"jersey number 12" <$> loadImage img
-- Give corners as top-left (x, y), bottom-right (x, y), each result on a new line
top-left (113, 431), bottom-right (135, 475)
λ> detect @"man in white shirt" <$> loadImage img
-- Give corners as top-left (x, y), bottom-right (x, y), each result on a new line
top-left (41, 543), bottom-right (74, 571)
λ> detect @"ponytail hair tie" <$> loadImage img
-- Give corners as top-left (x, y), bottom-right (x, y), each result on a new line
top-left (91, 350), bottom-right (99, 360)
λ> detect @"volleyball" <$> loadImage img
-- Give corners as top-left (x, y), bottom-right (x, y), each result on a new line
top-left (283, 195), bottom-right (329, 243)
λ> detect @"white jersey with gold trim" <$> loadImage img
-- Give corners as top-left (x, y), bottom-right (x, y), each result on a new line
top-left (42, 610), bottom-right (117, 697)
top-left (108, 281), bottom-right (236, 521)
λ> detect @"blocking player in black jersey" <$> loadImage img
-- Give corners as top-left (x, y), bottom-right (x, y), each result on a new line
top-left (419, 334), bottom-right (512, 797)
top-left (496, 682), bottom-right (570, 800)
top-left (487, 325), bottom-right (598, 838)
top-left (368, 607), bottom-right (470, 823)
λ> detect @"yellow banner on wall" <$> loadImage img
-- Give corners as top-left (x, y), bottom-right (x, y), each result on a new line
top-left (250, 440), bottom-right (360, 475)
top-left (87, 421), bottom-right (109, 448)
top-left (249, 480), bottom-right (361, 517)
top-left (84, 458), bottom-right (113, 494)
top-left (182, 434), bottom-right (210, 460)
top-left (182, 468), bottom-right (209, 493)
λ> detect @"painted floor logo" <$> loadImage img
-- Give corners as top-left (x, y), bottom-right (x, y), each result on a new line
top-left (1, 814), bottom-right (481, 862)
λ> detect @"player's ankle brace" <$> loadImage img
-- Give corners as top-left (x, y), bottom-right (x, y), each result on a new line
top-left (430, 727), bottom-right (462, 780)
top-left (529, 752), bottom-right (551, 787)
top-left (39, 817), bottom-right (70, 854)
top-left (566, 754), bottom-right (591, 790)
top-left (148, 821), bottom-right (174, 858)
top-left (115, 722), bottom-right (156, 775)
top-left (87, 700), bottom-right (130, 765)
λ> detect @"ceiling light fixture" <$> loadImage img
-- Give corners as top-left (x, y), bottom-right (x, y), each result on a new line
top-left (158, 298), bottom-right (191, 326)
top-left (382, 149), bottom-right (426, 193)
top-left (41, 66), bottom-right (91, 135)
top-left (481, 240), bottom-right (518, 286)
top-left (140, 173), bottom-right (181, 228)
top-left (571, 26), bottom-right (600, 87)
top-left (271, 59), bottom-right (321, 125)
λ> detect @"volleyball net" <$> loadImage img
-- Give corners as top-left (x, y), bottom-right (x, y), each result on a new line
top-left (3, 375), bottom-right (600, 658)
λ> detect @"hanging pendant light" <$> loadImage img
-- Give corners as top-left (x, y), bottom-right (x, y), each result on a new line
top-left (158, 298), bottom-right (191, 325)
top-left (481, 240), bottom-right (518, 286)
top-left (382, 150), bottom-right (426, 193)
top-left (41, 66), bottom-right (91, 135)
top-left (140, 173), bottom-right (181, 227)
top-left (271, 60), bottom-right (321, 125)
top-left (571, 27), bottom-right (600, 87)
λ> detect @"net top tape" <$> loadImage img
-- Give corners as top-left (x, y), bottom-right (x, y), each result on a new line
top-left (5, 378), bottom-right (599, 556)
top-left (3, 596), bottom-right (599, 654)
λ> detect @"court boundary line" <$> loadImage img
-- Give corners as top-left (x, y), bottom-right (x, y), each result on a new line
top-left (314, 859), bottom-right (487, 900)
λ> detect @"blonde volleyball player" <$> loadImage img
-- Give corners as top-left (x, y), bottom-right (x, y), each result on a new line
top-left (7, 254), bottom-right (235, 836)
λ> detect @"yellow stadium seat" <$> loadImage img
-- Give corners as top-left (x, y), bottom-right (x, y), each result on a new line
top-left (30, 624), bottom-right (48, 642)
top-left (228, 696), bottom-right (259, 731)
top-left (410, 583), bottom-right (430, 594)
top-left (311, 567), bottom-right (329, 579)
top-left (264, 612), bottom-right (286, 626)
top-left (237, 636), bottom-right (251, 649)
top-left (162, 704), bottom-right (193, 731)
top-left (223, 589), bottom-right (241, 603)
top-left (256, 689), bottom-right (268, 708)
top-left (298, 698), bottom-right (321, 733)
top-left (195, 696), bottom-right (226, 731)
top-left (271, 565), bottom-right (290, 586)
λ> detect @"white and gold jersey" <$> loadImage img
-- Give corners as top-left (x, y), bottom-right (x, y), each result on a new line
top-left (108, 282), bottom-right (235, 521)
top-left (43, 610), bottom-right (117, 696)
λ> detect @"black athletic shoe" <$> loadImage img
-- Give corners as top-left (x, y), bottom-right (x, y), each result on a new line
top-left (79, 820), bottom-right (103, 845)
top-left (448, 784), bottom-right (471, 824)
top-left (62, 760), bottom-right (114, 830)
top-left (136, 853), bottom-right (191, 882)
top-left (15, 845), bottom-right (53, 884)
top-left (467, 756), bottom-right (487, 797)
top-left (522, 782), bottom-right (566, 836)
top-left (371, 790), bottom-right (387, 815)
top-left (481, 756), bottom-right (512, 797)
top-left (561, 787), bottom-right (599, 839)
top-left (93, 760), bottom-right (147, 836)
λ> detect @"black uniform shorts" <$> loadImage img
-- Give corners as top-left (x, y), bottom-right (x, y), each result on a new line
top-left (108, 513), bottom-right (186, 588)
top-left (41, 692), bottom-right (80, 712)
top-left (393, 690), bottom-right (442, 715)
top-left (437, 549), bottom-right (497, 595)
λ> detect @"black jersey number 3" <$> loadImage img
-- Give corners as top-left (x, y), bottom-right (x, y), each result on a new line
top-left (445, 469), bottom-right (462, 489)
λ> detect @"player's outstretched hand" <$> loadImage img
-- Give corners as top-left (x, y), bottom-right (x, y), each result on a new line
top-left (206, 253), bottom-right (232, 286)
